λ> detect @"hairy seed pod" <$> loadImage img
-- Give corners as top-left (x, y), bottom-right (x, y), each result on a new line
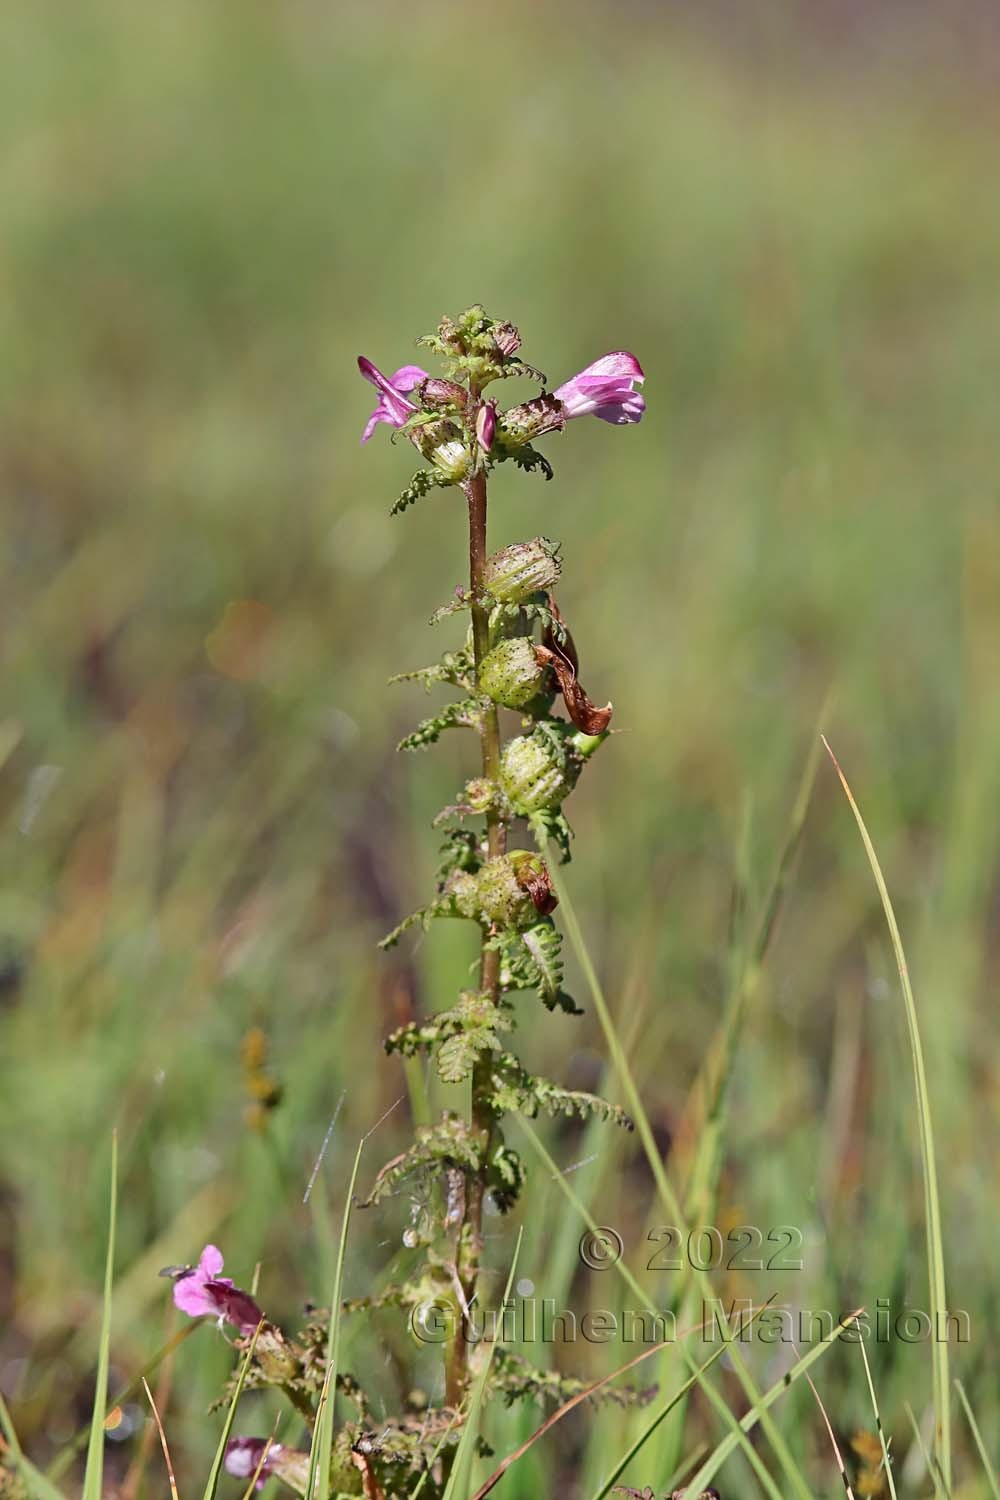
top-left (467, 851), bottom-right (557, 927)
top-left (479, 637), bottom-right (547, 709)
top-left (500, 728), bottom-right (576, 815)
top-left (483, 537), bottom-right (562, 603)
top-left (499, 393), bottom-right (565, 444)
top-left (415, 376), bottom-right (468, 410)
top-left (500, 725), bottom-right (607, 815)
top-left (447, 870), bottom-right (481, 920)
top-left (430, 437), bottom-right (471, 481)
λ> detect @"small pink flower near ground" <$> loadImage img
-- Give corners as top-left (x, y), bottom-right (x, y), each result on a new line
top-left (225, 1437), bottom-right (310, 1492)
top-left (171, 1244), bottom-right (264, 1336)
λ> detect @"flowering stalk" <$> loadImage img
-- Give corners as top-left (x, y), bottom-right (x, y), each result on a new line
top-left (366, 308), bottom-right (645, 1407)
top-left (166, 309), bottom-right (647, 1498)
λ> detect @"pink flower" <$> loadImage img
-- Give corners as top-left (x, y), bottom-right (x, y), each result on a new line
top-left (358, 357), bottom-right (428, 443)
top-left (553, 351), bottom-right (645, 425)
top-left (171, 1244), bottom-right (264, 1336)
top-left (225, 1437), bottom-right (310, 1493)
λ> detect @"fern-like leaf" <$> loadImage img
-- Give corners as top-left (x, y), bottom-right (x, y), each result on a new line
top-left (358, 1113), bottom-right (481, 1208)
top-left (529, 808), bottom-right (573, 864)
top-left (397, 696), bottom-right (479, 752)
top-left (429, 590), bottom-right (473, 625)
top-left (530, 1077), bottom-right (634, 1131)
top-left (386, 991), bottom-right (509, 1081)
top-left (378, 906), bottom-right (432, 952)
top-left (520, 921), bottom-right (579, 1012)
top-left (435, 827), bottom-right (482, 886)
top-left (390, 467), bottom-right (450, 517)
top-left (505, 442), bottom-right (554, 481)
top-left (489, 1351), bottom-right (654, 1411)
top-left (389, 646), bottom-right (474, 694)
top-left (486, 1140), bottom-right (526, 1213)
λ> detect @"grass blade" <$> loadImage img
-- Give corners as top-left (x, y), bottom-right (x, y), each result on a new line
top-left (48, 1324), bottom-right (201, 1481)
top-left (239, 1424), bottom-right (281, 1500)
top-left (587, 1308), bottom-right (773, 1500)
top-left (550, 874), bottom-right (813, 1499)
top-left (903, 1401), bottom-right (945, 1500)
top-left (519, 1120), bottom-right (795, 1498)
top-left (823, 736), bottom-right (951, 1488)
top-left (681, 1310), bottom-right (862, 1494)
top-left (200, 1321), bottom-right (264, 1500)
top-left (141, 1377), bottom-right (180, 1500)
top-left (472, 1307), bottom-right (762, 1500)
top-left (442, 1229), bottom-right (524, 1500)
top-left (856, 1335), bottom-right (898, 1500)
top-left (82, 1132), bottom-right (118, 1500)
top-left (0, 1395), bottom-right (67, 1500)
top-left (306, 1133), bottom-right (366, 1500)
top-left (681, 719), bottom-right (825, 1224)
top-left (307, 1098), bottom-right (404, 1500)
top-left (798, 1361), bottom-right (855, 1500)
top-left (955, 1379), bottom-right (1000, 1499)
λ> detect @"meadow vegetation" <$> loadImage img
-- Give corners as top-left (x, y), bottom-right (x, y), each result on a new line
top-left (2, 2), bottom-right (1000, 1494)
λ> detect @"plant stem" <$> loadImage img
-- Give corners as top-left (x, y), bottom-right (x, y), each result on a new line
top-left (466, 465), bottom-right (506, 869)
top-left (444, 454), bottom-right (506, 1405)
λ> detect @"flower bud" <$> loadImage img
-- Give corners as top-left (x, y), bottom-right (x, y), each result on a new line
top-left (479, 638), bottom-right (547, 709)
top-left (463, 777), bottom-right (496, 813)
top-left (476, 400), bottom-right (497, 453)
top-left (492, 321), bottom-right (521, 357)
top-left (483, 537), bottom-right (562, 603)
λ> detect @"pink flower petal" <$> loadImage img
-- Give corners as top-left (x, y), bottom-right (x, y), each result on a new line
top-left (199, 1244), bottom-right (225, 1278)
top-left (553, 351), bottom-right (646, 424)
top-left (357, 356), bottom-right (428, 443)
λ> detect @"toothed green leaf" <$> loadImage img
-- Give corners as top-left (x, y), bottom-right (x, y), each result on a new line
top-left (359, 1113), bottom-right (481, 1208)
top-left (397, 697), bottom-right (479, 752)
top-left (390, 467), bottom-right (451, 517)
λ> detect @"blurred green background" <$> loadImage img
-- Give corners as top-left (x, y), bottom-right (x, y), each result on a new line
top-left (3, 0), bottom-right (1000, 1493)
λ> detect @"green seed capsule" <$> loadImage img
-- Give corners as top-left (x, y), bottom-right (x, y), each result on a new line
top-left (446, 852), bottom-right (557, 928)
top-left (476, 851), bottom-right (555, 925)
top-left (483, 537), bottom-right (561, 603)
top-left (475, 856), bottom-right (532, 926)
top-left (479, 638), bottom-right (547, 709)
top-left (499, 725), bottom-right (608, 815)
top-left (448, 870), bottom-right (481, 920)
top-left (500, 730), bottom-right (577, 815)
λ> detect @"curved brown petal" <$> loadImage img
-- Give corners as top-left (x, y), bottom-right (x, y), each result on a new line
top-left (534, 644), bottom-right (613, 735)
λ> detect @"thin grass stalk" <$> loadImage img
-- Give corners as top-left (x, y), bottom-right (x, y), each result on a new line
top-left (823, 736), bottom-right (951, 1489)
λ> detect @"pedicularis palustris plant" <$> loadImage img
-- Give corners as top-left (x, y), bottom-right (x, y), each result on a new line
top-left (168, 309), bottom-right (647, 1498)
